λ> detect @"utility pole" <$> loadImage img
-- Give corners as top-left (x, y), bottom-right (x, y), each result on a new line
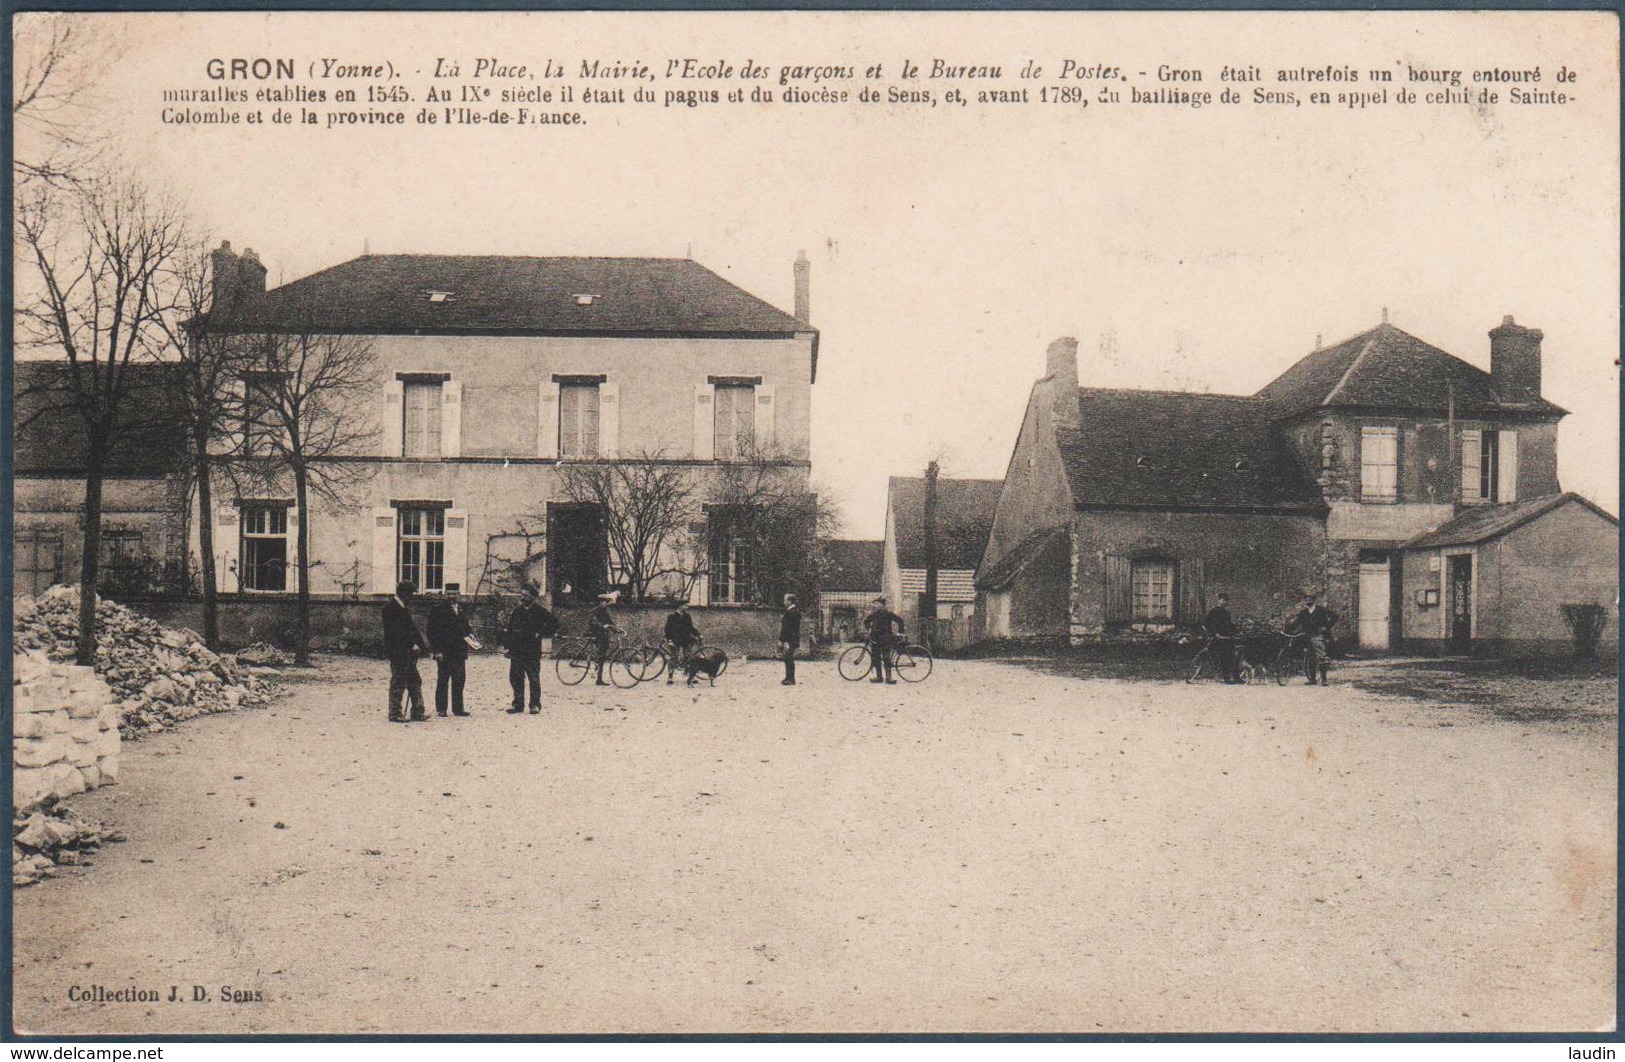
top-left (921, 459), bottom-right (939, 650)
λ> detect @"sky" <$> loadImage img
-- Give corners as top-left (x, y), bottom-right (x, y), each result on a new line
top-left (16, 10), bottom-right (1620, 536)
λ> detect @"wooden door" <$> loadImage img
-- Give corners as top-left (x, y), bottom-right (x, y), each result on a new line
top-left (1358, 559), bottom-right (1391, 651)
top-left (1448, 554), bottom-right (1473, 650)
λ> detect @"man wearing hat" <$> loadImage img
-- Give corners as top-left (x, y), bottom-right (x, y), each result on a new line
top-left (1285, 591), bottom-right (1337, 686)
top-left (382, 580), bottom-right (430, 722)
top-left (586, 592), bottom-right (620, 687)
top-left (427, 584), bottom-right (474, 716)
top-left (779, 593), bottom-right (803, 685)
top-left (503, 583), bottom-right (558, 713)
top-left (862, 596), bottom-right (906, 684)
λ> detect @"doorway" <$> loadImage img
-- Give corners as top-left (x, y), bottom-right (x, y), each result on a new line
top-left (1447, 554), bottom-right (1473, 652)
top-left (547, 502), bottom-right (607, 606)
top-left (1358, 553), bottom-right (1392, 651)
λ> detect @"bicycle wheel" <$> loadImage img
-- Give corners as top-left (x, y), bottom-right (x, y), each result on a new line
top-left (837, 644), bottom-right (872, 681)
top-left (609, 648), bottom-right (643, 689)
top-left (1272, 648), bottom-right (1294, 686)
top-left (639, 646), bottom-right (668, 683)
top-left (555, 648), bottom-right (591, 685)
top-left (1187, 649), bottom-right (1210, 683)
top-left (894, 645), bottom-right (933, 682)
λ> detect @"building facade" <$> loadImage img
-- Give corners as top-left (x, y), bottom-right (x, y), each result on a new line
top-left (201, 247), bottom-right (818, 612)
top-left (881, 475), bottom-right (1002, 639)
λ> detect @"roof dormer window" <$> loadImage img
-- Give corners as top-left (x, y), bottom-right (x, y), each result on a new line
top-left (425, 290), bottom-right (453, 303)
top-left (574, 293), bottom-right (599, 306)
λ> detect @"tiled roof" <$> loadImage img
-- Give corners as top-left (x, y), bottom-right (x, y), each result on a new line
top-left (1402, 492), bottom-right (1616, 549)
top-left (897, 569), bottom-right (978, 602)
top-left (820, 539), bottom-right (883, 593)
top-left (230, 255), bottom-right (812, 338)
top-left (1057, 389), bottom-right (1324, 511)
top-left (888, 477), bottom-right (1004, 571)
top-left (976, 527), bottom-right (1068, 591)
top-left (13, 361), bottom-right (187, 477)
top-left (1255, 323), bottom-right (1566, 419)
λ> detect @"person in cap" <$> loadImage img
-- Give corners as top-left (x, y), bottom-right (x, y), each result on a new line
top-left (862, 596), bottom-right (906, 684)
top-left (427, 584), bottom-right (474, 716)
top-left (586, 592), bottom-right (620, 687)
top-left (503, 583), bottom-right (558, 713)
top-left (663, 603), bottom-right (701, 685)
top-left (382, 580), bottom-right (430, 722)
top-left (779, 593), bottom-right (803, 685)
top-left (1284, 592), bottom-right (1337, 686)
top-left (1202, 592), bottom-right (1242, 684)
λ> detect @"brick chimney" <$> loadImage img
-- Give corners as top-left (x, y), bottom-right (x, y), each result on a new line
top-left (1044, 336), bottom-right (1080, 431)
top-left (238, 248), bottom-right (268, 314)
top-left (210, 240), bottom-right (241, 317)
top-left (793, 250), bottom-right (810, 324)
top-left (1489, 315), bottom-right (1543, 404)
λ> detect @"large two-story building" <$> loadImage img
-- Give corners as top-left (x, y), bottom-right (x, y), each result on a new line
top-left (977, 318), bottom-right (1617, 655)
top-left (200, 244), bottom-right (817, 610)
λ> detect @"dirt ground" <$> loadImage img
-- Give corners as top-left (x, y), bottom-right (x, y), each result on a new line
top-left (11, 652), bottom-right (1617, 1035)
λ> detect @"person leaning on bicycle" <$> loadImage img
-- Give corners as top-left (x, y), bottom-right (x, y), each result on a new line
top-left (663, 603), bottom-right (701, 686)
top-left (862, 596), bottom-right (906, 685)
top-left (587, 592), bottom-right (622, 688)
top-left (1284, 591), bottom-right (1338, 687)
top-left (1202, 592), bottom-right (1243, 684)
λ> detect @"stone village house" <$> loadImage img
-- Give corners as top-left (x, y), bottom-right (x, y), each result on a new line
top-left (881, 476), bottom-right (1002, 641)
top-left (977, 319), bottom-right (1617, 655)
top-left (190, 245), bottom-right (818, 628)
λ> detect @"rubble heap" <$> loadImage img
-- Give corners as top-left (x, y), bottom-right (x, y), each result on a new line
top-left (13, 649), bottom-right (121, 810)
top-left (13, 586), bottom-right (277, 739)
top-left (13, 807), bottom-right (124, 887)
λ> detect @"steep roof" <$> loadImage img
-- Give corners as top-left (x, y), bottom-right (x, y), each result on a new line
top-left (821, 539), bottom-right (883, 593)
top-left (13, 361), bottom-right (187, 477)
top-left (1402, 492), bottom-right (1617, 550)
top-left (976, 526), bottom-right (1068, 591)
top-left (1057, 389), bottom-right (1324, 511)
top-left (234, 255), bottom-right (812, 338)
top-left (887, 477), bottom-right (1004, 571)
top-left (1255, 323), bottom-right (1566, 419)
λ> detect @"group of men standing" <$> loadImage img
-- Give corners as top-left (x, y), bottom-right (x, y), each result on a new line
top-left (1201, 590), bottom-right (1338, 685)
top-left (382, 580), bottom-right (482, 722)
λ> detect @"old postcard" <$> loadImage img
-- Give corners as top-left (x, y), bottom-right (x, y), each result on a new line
top-left (8, 9), bottom-right (1618, 1038)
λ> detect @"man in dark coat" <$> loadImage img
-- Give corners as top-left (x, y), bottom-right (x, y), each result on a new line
top-left (779, 593), bottom-right (803, 686)
top-left (863, 596), bottom-right (906, 684)
top-left (1285, 592), bottom-right (1338, 687)
top-left (382, 580), bottom-right (429, 722)
top-left (504, 583), bottom-right (557, 713)
top-left (1203, 592), bottom-right (1242, 684)
top-left (427, 585), bottom-right (474, 716)
top-left (586, 593), bottom-right (619, 687)
top-left (663, 604), bottom-right (701, 686)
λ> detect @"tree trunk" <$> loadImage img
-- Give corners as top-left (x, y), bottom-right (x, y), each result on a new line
top-left (293, 464), bottom-right (312, 666)
top-left (195, 446), bottom-right (219, 648)
top-left (76, 449), bottom-right (107, 666)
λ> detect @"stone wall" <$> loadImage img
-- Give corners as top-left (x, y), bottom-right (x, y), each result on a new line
top-left (13, 651), bottom-right (120, 813)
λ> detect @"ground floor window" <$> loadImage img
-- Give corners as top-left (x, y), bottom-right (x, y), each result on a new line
top-left (241, 506), bottom-right (289, 592)
top-left (398, 506), bottom-right (446, 593)
top-left (707, 507), bottom-right (755, 605)
top-left (17, 531), bottom-right (63, 597)
top-left (1131, 559), bottom-right (1175, 621)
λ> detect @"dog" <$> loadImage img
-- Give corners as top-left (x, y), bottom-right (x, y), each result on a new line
top-left (682, 647), bottom-right (728, 686)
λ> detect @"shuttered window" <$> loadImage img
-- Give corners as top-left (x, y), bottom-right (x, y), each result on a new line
top-left (560, 383), bottom-right (601, 458)
top-left (1131, 560), bottom-right (1175, 621)
top-left (1360, 426), bottom-right (1398, 501)
top-left (402, 380), bottom-right (443, 458)
top-left (714, 383), bottom-right (756, 460)
top-left (398, 507), bottom-right (446, 592)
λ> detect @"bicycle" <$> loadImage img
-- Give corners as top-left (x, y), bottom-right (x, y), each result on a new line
top-left (837, 640), bottom-right (934, 683)
top-left (1187, 637), bottom-right (1247, 684)
top-left (553, 631), bottom-right (644, 688)
top-left (644, 640), bottom-right (729, 684)
top-left (1271, 632), bottom-right (1327, 686)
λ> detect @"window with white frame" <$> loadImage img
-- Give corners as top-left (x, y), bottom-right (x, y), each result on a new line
top-left (1130, 559), bottom-right (1175, 622)
top-left (397, 506), bottom-right (446, 592)
top-left (559, 382), bottom-right (601, 458)
top-left (707, 507), bottom-right (755, 604)
top-left (713, 382), bottom-right (756, 460)
top-left (240, 505), bottom-right (289, 592)
top-left (402, 380), bottom-right (444, 458)
top-left (1360, 426), bottom-right (1399, 502)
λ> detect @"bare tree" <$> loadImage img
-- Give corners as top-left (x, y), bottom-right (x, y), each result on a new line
top-left (15, 177), bottom-right (191, 664)
top-left (234, 324), bottom-right (380, 665)
top-left (555, 451), bottom-right (699, 603)
top-left (151, 242), bottom-right (268, 648)
top-left (708, 440), bottom-right (840, 608)
top-left (13, 14), bottom-right (121, 187)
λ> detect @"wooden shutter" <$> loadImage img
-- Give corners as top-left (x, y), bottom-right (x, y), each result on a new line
top-left (693, 383), bottom-right (715, 460)
top-left (382, 380), bottom-right (404, 457)
top-left (1460, 429), bottom-right (1482, 502)
top-left (599, 380), bottom-right (620, 458)
top-left (440, 379), bottom-right (462, 458)
top-left (215, 508), bottom-right (240, 594)
top-left (444, 509), bottom-right (469, 592)
top-left (1178, 557), bottom-right (1206, 623)
top-left (1497, 430), bottom-right (1518, 503)
top-left (1103, 554), bottom-right (1131, 624)
top-left (537, 380), bottom-right (560, 459)
top-left (371, 507), bottom-right (397, 594)
top-left (755, 384), bottom-right (777, 451)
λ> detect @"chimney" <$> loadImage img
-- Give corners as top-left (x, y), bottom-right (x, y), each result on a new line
top-left (793, 250), bottom-right (810, 324)
top-left (1489, 315), bottom-right (1544, 404)
top-left (238, 247), bottom-right (268, 310)
top-left (210, 240), bottom-right (241, 318)
top-left (1045, 336), bottom-right (1080, 431)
